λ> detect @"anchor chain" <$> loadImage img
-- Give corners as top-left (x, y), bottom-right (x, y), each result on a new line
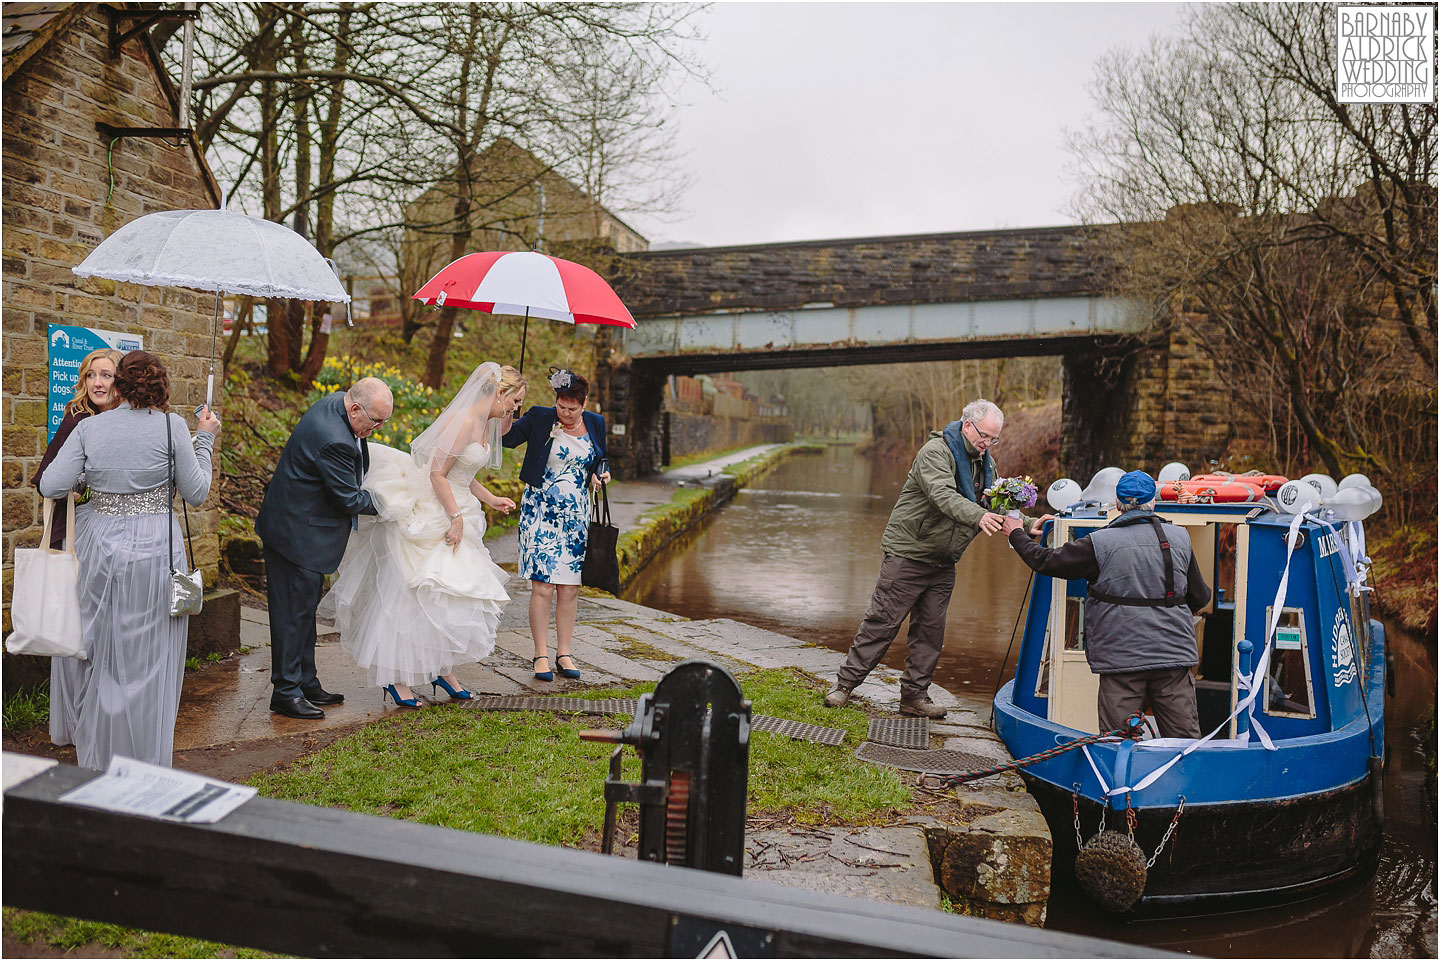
top-left (1146, 796), bottom-right (1185, 869)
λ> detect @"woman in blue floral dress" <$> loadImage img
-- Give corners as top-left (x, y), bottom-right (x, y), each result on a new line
top-left (503, 369), bottom-right (609, 681)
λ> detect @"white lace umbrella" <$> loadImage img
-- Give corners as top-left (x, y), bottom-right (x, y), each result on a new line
top-left (72, 208), bottom-right (350, 406)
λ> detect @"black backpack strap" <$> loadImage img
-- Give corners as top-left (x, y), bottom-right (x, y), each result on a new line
top-left (1088, 516), bottom-right (1185, 608)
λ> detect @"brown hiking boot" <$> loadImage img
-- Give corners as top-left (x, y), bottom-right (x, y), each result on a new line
top-left (823, 686), bottom-right (851, 708)
top-left (898, 696), bottom-right (946, 719)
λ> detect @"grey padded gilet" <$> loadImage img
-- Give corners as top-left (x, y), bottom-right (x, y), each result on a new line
top-left (1083, 512), bottom-right (1200, 674)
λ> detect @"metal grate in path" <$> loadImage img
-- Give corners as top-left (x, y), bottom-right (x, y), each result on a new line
top-left (866, 716), bottom-right (930, 750)
top-left (854, 741), bottom-right (999, 775)
top-left (465, 696), bottom-right (847, 745)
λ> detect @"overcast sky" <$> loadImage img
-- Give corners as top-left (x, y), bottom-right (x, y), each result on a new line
top-left (631, 2), bottom-right (1188, 248)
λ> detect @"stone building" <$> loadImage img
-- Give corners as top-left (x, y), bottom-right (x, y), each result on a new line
top-left (2, 4), bottom-right (224, 646)
top-left (392, 137), bottom-right (647, 327)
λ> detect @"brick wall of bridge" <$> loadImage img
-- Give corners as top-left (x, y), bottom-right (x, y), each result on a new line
top-left (602, 228), bottom-right (1254, 481)
top-left (1060, 319), bottom-right (1238, 480)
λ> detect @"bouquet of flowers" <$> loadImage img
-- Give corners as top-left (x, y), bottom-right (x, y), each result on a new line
top-left (982, 475), bottom-right (1039, 515)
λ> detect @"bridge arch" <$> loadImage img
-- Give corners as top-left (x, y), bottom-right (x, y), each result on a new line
top-left (600, 226), bottom-right (1235, 480)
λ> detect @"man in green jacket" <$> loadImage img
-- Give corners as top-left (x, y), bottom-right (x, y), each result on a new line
top-left (825, 399), bottom-right (1046, 718)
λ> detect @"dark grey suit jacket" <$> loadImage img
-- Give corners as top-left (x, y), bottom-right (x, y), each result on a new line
top-left (256, 390), bottom-right (376, 573)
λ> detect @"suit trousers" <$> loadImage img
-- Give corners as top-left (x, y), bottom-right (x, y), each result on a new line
top-left (264, 545), bottom-right (326, 699)
top-left (836, 553), bottom-right (955, 701)
top-left (1097, 667), bottom-right (1201, 739)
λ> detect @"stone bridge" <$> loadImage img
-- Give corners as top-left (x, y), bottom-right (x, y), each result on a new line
top-left (597, 226), bottom-right (1233, 479)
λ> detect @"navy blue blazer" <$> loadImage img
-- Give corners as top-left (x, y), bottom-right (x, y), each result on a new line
top-left (502, 406), bottom-right (608, 489)
top-left (256, 390), bottom-right (377, 573)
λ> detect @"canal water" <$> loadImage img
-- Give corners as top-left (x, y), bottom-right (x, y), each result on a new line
top-left (624, 443), bottom-right (1437, 957)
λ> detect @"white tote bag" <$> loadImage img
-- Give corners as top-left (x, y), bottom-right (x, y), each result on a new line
top-left (5, 496), bottom-right (87, 659)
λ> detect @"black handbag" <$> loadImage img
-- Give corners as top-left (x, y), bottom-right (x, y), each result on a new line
top-left (581, 481), bottom-right (621, 596)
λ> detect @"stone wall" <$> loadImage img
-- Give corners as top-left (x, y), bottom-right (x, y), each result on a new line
top-left (1060, 322), bottom-right (1236, 480)
top-left (664, 412), bottom-right (793, 464)
top-left (2, 8), bottom-right (223, 646)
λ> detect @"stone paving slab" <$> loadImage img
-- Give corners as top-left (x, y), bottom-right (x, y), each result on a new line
top-left (745, 826), bottom-right (939, 910)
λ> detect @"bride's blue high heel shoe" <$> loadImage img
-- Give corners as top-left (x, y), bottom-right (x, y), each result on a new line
top-left (431, 676), bottom-right (473, 700)
top-left (383, 684), bottom-right (422, 708)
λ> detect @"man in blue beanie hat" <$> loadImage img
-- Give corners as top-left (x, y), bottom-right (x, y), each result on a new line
top-left (1001, 470), bottom-right (1210, 737)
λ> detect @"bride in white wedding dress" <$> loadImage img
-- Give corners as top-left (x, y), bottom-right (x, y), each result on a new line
top-left (321, 362), bottom-right (527, 707)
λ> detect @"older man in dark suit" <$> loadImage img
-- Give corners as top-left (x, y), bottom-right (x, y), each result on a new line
top-left (257, 377), bottom-right (393, 719)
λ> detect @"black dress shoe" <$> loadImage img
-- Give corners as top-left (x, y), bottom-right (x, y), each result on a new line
top-left (270, 694), bottom-right (324, 719)
top-left (301, 685), bottom-right (345, 705)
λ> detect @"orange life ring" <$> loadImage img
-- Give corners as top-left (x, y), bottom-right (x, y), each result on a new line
top-left (1189, 472), bottom-right (1288, 494)
top-left (1159, 478), bottom-right (1266, 503)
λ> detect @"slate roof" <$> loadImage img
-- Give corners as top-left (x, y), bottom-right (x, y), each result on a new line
top-left (2, 2), bottom-right (81, 83)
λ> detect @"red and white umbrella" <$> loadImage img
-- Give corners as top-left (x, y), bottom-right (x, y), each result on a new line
top-left (412, 250), bottom-right (635, 371)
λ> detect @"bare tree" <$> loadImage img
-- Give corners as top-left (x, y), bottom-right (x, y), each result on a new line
top-left (169, 2), bottom-right (704, 387)
top-left (1067, 3), bottom-right (1436, 478)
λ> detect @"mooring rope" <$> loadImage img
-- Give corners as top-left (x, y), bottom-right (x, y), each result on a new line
top-left (937, 713), bottom-right (1143, 786)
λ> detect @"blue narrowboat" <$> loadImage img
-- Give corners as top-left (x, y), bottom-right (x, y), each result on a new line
top-left (992, 498), bottom-right (1388, 913)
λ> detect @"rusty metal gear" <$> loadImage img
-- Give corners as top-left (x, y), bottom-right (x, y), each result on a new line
top-left (665, 771), bottom-right (690, 865)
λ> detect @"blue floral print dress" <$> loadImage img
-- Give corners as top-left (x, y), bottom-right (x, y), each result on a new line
top-left (518, 431), bottom-right (594, 584)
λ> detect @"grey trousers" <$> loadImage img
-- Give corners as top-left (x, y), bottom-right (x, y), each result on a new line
top-left (1098, 667), bottom-right (1201, 739)
top-left (836, 553), bottom-right (955, 701)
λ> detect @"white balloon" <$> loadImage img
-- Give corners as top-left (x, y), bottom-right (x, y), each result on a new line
top-left (1158, 462), bottom-right (1191, 483)
top-left (1325, 488), bottom-right (1370, 522)
top-left (1359, 485), bottom-right (1383, 518)
top-left (1338, 473), bottom-right (1371, 490)
top-left (1300, 473), bottom-right (1339, 498)
top-left (1047, 478), bottom-right (1083, 512)
top-left (1082, 467), bottom-right (1124, 504)
top-left (1276, 479), bottom-right (1322, 514)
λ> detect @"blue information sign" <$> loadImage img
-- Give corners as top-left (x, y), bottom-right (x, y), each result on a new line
top-left (47, 324), bottom-right (143, 441)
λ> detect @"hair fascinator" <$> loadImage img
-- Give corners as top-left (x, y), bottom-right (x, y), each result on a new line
top-left (548, 367), bottom-right (574, 390)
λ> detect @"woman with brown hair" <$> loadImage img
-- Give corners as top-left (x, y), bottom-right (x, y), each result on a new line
top-left (40, 350), bottom-right (219, 769)
top-left (30, 347), bottom-right (121, 749)
top-left (502, 368), bottom-right (610, 682)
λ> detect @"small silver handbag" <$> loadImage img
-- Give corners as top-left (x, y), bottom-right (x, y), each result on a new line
top-left (166, 415), bottom-right (204, 617)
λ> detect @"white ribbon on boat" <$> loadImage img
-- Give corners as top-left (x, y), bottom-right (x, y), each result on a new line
top-left (1078, 512), bottom-right (1312, 798)
top-left (1345, 520), bottom-right (1373, 592)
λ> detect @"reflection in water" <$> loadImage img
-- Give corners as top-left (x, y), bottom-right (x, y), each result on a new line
top-left (626, 446), bottom-right (1035, 709)
top-left (624, 444), bottom-right (1436, 957)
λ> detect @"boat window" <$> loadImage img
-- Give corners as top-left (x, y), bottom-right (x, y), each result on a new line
top-left (1035, 627), bottom-right (1051, 698)
top-left (1063, 596), bottom-right (1086, 651)
top-left (1264, 607), bottom-right (1316, 718)
top-left (1214, 523), bottom-right (1237, 606)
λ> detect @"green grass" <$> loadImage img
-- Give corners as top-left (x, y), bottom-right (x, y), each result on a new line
top-left (2, 907), bottom-right (276, 958)
top-left (250, 668), bottom-right (908, 838)
top-left (183, 651), bottom-right (225, 672)
top-left (2, 687), bottom-right (49, 730)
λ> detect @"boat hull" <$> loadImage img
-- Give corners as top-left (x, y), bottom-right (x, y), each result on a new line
top-left (1025, 773), bottom-right (1382, 913)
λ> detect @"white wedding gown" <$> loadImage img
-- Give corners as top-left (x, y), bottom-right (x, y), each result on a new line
top-left (321, 442), bottom-right (510, 688)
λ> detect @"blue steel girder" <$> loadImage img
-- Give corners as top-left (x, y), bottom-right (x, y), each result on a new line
top-left (623, 296), bottom-right (1149, 365)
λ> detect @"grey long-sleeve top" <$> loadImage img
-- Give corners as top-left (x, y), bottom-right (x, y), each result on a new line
top-left (39, 403), bottom-right (215, 506)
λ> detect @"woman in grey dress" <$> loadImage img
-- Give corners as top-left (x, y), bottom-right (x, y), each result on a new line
top-left (30, 346), bottom-right (121, 749)
top-left (40, 351), bottom-right (219, 769)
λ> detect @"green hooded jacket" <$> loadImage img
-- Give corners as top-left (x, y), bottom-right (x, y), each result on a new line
top-left (879, 431), bottom-right (993, 567)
